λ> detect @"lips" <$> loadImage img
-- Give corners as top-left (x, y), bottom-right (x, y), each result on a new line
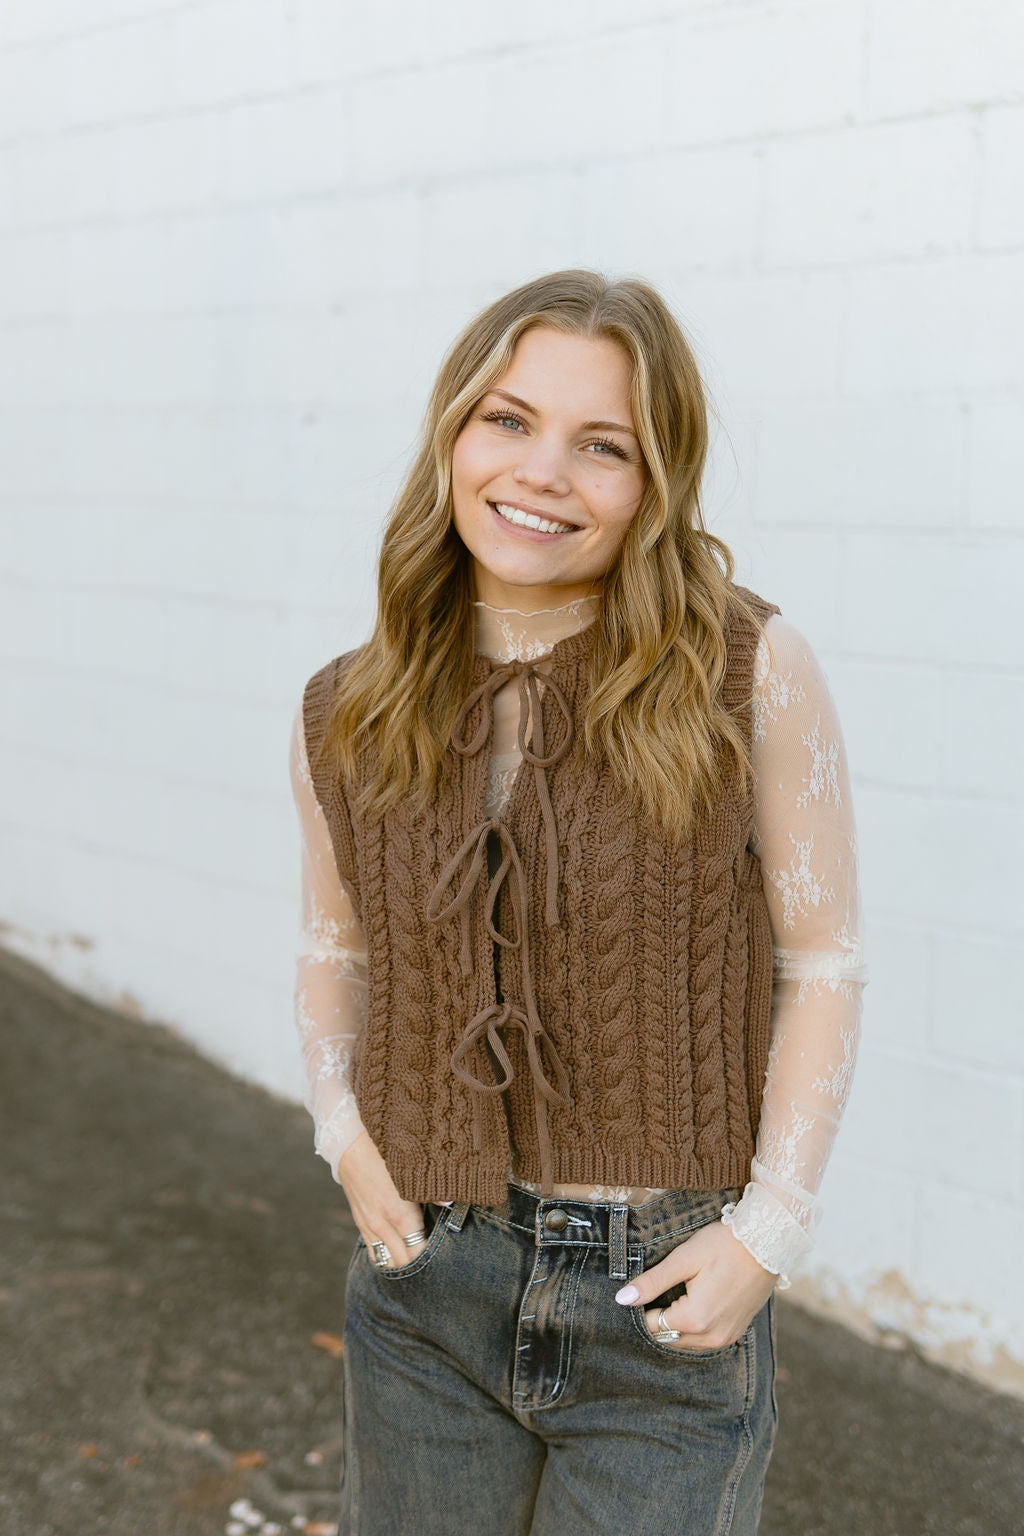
top-left (488, 501), bottom-right (578, 537)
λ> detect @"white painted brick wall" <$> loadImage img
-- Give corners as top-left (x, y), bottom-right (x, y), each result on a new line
top-left (1, 0), bottom-right (1022, 1392)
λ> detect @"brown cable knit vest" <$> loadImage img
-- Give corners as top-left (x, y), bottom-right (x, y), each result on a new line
top-left (302, 582), bottom-right (781, 1206)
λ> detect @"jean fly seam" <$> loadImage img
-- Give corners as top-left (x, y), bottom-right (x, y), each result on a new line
top-left (513, 1249), bottom-right (588, 1414)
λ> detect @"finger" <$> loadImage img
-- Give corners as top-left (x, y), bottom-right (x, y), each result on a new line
top-left (366, 1217), bottom-right (404, 1268)
top-left (393, 1201), bottom-right (428, 1265)
top-left (644, 1309), bottom-right (744, 1352)
top-left (368, 1202), bottom-right (425, 1269)
top-left (642, 1288), bottom-right (754, 1351)
top-left (613, 1251), bottom-right (695, 1310)
top-left (642, 1300), bottom-right (719, 1350)
top-left (643, 1299), bottom-right (695, 1342)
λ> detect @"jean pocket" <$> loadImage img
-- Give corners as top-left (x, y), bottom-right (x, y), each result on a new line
top-left (373, 1202), bottom-right (451, 1282)
top-left (626, 1221), bottom-right (750, 1363)
top-left (631, 1298), bottom-right (752, 1361)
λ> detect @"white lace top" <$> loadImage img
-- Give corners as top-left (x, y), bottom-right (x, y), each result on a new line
top-left (289, 596), bottom-right (869, 1286)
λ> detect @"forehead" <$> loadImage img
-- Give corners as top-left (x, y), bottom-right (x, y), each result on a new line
top-left (492, 327), bottom-right (635, 423)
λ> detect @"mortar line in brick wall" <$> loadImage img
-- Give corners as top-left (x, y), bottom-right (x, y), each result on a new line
top-left (0, 1), bottom-right (203, 53)
top-left (318, 22), bottom-right (683, 81)
top-left (865, 905), bottom-right (1021, 949)
top-left (9, 195), bottom-right (1019, 269)
top-left (854, 1034), bottom-right (1024, 1075)
top-left (0, 90), bottom-right (996, 162)
top-left (749, 516), bottom-right (1024, 538)
top-left (925, 1041), bottom-right (1024, 1083)
top-left (835, 1149), bottom-right (1019, 1201)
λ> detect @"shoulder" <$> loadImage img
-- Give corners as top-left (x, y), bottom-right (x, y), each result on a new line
top-left (298, 646), bottom-right (366, 769)
top-left (722, 582), bottom-right (783, 665)
top-left (727, 580), bottom-right (782, 629)
top-left (756, 613), bottom-right (824, 686)
top-left (301, 645), bottom-right (365, 710)
top-left (719, 580), bottom-right (782, 676)
top-left (752, 614), bottom-right (841, 748)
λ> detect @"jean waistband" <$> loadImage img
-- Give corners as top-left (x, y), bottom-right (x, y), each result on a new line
top-left (441, 1180), bottom-right (744, 1282)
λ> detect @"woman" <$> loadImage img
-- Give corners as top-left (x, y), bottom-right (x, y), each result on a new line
top-left (289, 270), bottom-right (867, 1535)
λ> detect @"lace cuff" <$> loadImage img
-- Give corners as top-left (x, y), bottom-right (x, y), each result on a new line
top-left (313, 1100), bottom-right (367, 1185)
top-left (720, 1181), bottom-right (815, 1289)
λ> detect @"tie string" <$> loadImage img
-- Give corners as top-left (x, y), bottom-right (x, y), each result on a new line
top-left (449, 656), bottom-right (574, 927)
top-left (423, 651), bottom-right (577, 1193)
top-left (450, 999), bottom-right (571, 1194)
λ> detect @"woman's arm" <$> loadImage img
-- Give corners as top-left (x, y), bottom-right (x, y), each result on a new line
top-left (618, 613), bottom-right (868, 1344)
top-left (720, 612), bottom-right (869, 1285)
top-left (289, 701), bottom-right (425, 1264)
top-left (289, 700), bottom-right (368, 1179)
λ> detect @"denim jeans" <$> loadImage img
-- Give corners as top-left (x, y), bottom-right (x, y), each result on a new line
top-left (339, 1181), bottom-right (778, 1536)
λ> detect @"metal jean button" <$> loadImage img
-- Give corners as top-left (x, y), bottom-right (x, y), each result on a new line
top-left (543, 1207), bottom-right (569, 1233)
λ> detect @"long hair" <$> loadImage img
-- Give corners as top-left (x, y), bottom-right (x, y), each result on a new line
top-left (312, 268), bottom-right (772, 843)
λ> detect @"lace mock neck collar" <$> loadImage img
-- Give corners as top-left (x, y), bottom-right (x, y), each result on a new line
top-left (472, 592), bottom-right (600, 668)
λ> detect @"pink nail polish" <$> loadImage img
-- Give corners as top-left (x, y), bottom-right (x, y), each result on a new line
top-left (615, 1284), bottom-right (639, 1305)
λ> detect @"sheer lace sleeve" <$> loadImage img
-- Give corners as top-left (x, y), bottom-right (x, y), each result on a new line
top-left (720, 614), bottom-right (869, 1287)
top-left (289, 701), bottom-right (367, 1183)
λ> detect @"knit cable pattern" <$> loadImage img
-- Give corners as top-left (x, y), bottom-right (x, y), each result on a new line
top-left (590, 772), bottom-right (641, 1142)
top-left (639, 834), bottom-right (674, 1163)
top-left (300, 583), bottom-right (782, 1204)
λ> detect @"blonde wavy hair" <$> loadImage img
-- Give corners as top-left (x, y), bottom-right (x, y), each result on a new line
top-left (313, 268), bottom-right (772, 843)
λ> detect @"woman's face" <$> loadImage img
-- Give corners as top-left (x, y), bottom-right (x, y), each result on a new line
top-left (450, 325), bottom-right (647, 610)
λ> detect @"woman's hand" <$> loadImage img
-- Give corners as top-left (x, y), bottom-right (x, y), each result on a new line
top-left (336, 1129), bottom-right (426, 1269)
top-left (615, 1219), bottom-right (778, 1350)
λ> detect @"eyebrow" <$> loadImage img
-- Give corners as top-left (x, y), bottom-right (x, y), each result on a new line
top-left (487, 388), bottom-right (638, 440)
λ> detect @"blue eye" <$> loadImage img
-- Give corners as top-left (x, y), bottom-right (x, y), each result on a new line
top-left (480, 410), bottom-right (630, 460)
top-left (589, 435), bottom-right (629, 459)
top-left (482, 410), bottom-right (525, 431)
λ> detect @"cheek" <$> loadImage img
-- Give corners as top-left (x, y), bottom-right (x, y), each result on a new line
top-left (594, 482), bottom-right (644, 543)
top-left (451, 428), bottom-right (498, 495)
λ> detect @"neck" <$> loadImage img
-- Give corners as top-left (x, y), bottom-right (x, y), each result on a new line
top-left (472, 590), bottom-right (600, 663)
top-left (470, 568), bottom-right (602, 612)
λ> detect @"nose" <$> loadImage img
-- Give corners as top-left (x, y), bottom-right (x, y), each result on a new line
top-left (512, 434), bottom-right (571, 495)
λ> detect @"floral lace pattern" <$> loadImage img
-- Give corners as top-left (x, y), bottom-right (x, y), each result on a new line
top-left (475, 596), bottom-right (599, 664)
top-left (752, 629), bottom-right (809, 742)
top-left (486, 750), bottom-right (523, 822)
top-left (721, 1183), bottom-right (814, 1289)
top-left (512, 1176), bottom-right (670, 1206)
top-left (767, 835), bottom-right (838, 931)
top-left (289, 712), bottom-right (370, 1176)
top-left (289, 599), bottom-right (869, 1287)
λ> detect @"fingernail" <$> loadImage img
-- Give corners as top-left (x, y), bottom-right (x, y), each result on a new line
top-left (614, 1284), bottom-right (640, 1305)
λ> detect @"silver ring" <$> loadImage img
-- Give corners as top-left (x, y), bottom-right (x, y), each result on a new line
top-left (371, 1240), bottom-right (392, 1269)
top-left (654, 1305), bottom-right (681, 1343)
top-left (402, 1229), bottom-right (427, 1247)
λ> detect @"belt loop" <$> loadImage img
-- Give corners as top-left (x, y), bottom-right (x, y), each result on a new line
top-left (446, 1201), bottom-right (470, 1232)
top-left (608, 1203), bottom-right (628, 1280)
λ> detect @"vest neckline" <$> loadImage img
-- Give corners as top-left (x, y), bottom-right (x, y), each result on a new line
top-left (471, 612), bottom-right (596, 678)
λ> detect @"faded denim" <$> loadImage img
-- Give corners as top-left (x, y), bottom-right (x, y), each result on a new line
top-left (340, 1182), bottom-right (778, 1536)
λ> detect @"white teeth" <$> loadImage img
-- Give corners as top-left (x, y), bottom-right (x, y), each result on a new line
top-left (493, 502), bottom-right (574, 535)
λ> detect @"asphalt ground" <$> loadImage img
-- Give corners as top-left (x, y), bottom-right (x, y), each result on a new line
top-left (2, 943), bottom-right (1022, 1536)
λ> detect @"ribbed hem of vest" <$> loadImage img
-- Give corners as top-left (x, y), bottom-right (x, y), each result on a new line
top-left (387, 1150), bottom-right (756, 1208)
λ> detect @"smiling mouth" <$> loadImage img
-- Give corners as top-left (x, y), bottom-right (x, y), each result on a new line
top-left (489, 501), bottom-right (578, 536)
